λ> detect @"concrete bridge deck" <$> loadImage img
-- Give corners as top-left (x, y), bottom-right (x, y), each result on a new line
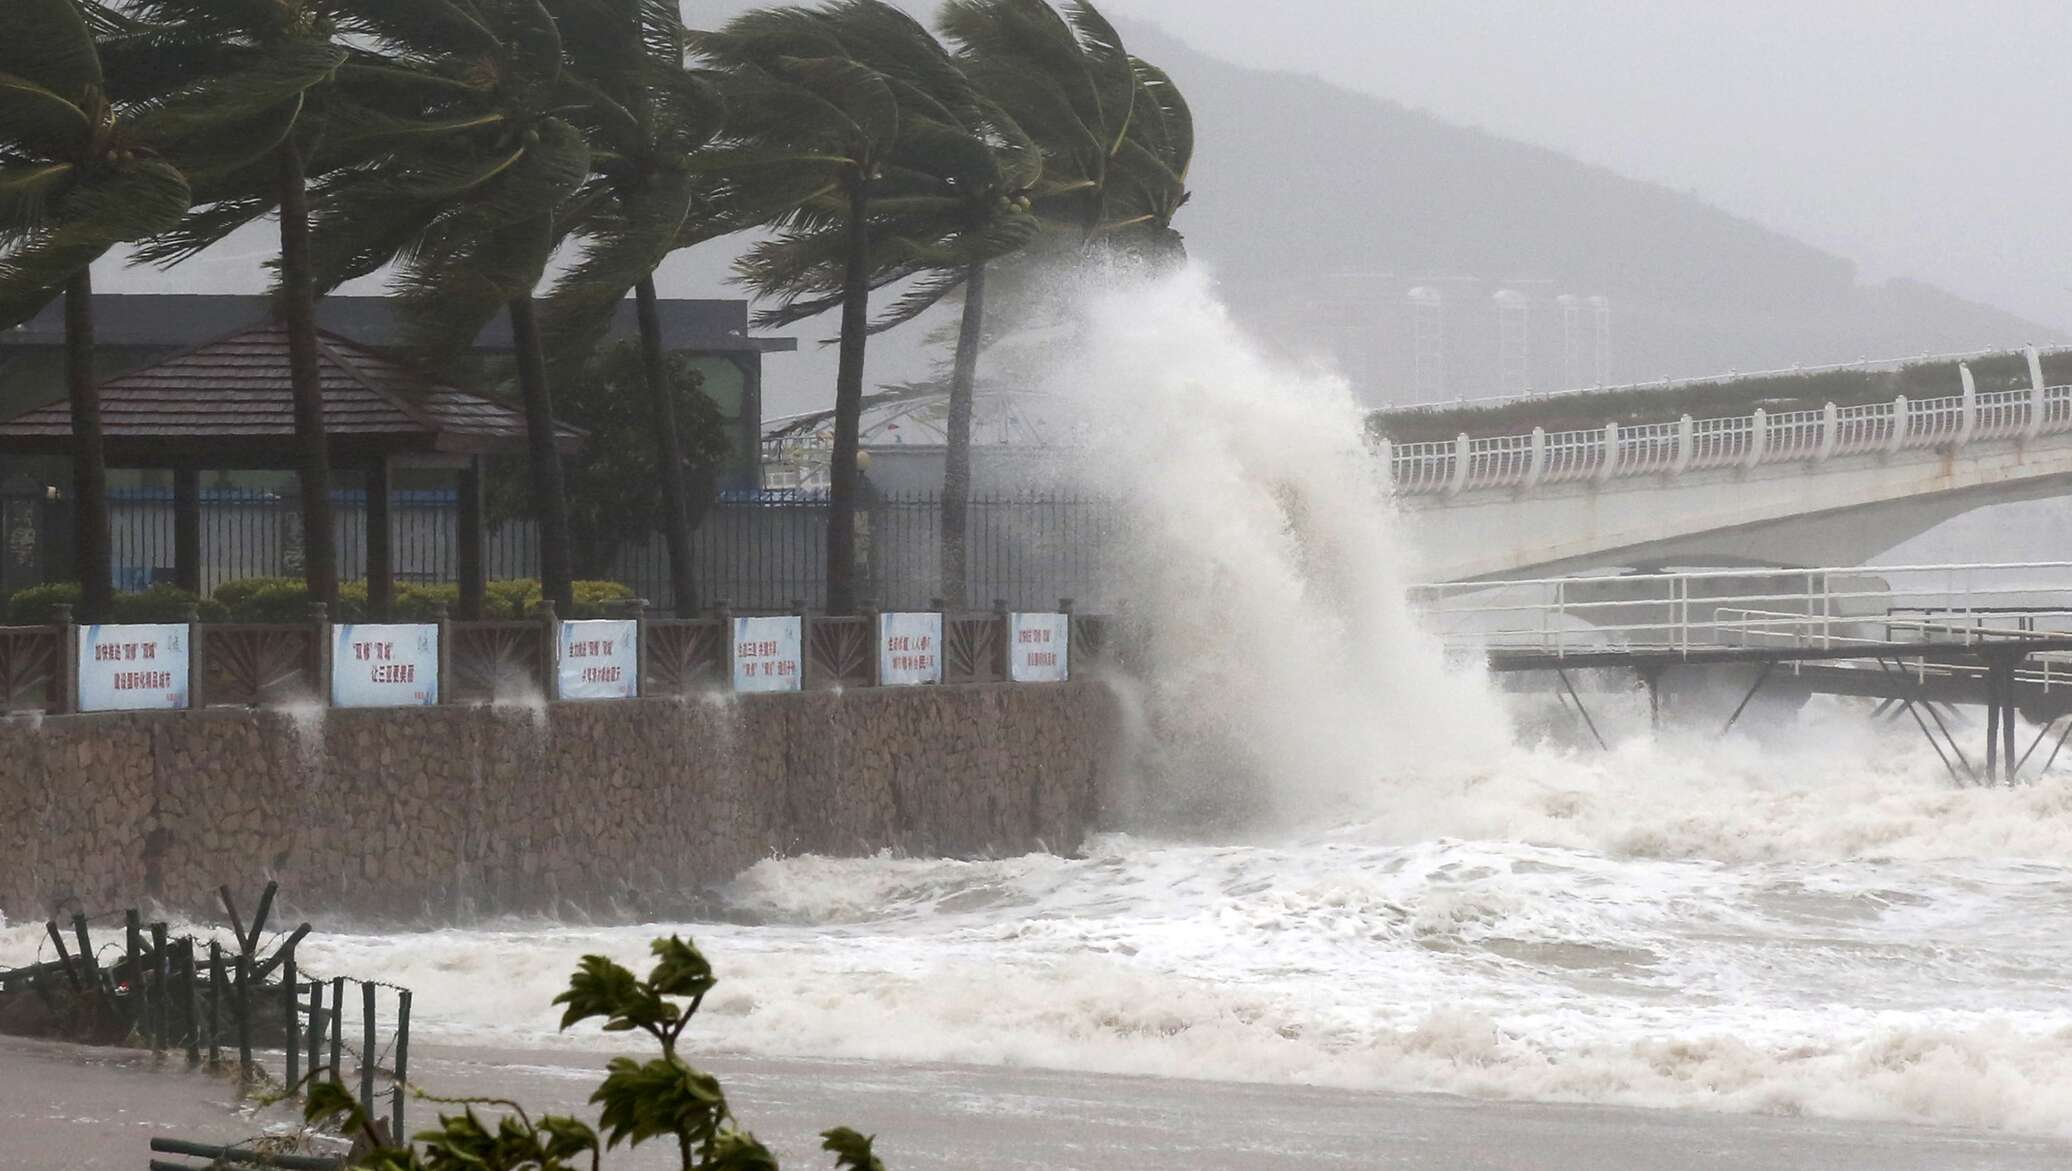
top-left (1388, 350), bottom-right (2072, 581)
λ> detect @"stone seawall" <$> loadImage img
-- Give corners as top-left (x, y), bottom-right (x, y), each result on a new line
top-left (0, 682), bottom-right (1120, 921)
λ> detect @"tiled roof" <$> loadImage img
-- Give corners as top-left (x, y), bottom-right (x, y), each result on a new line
top-left (0, 323), bottom-right (582, 454)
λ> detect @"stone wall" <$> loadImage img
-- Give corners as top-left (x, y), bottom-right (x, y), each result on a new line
top-left (0, 682), bottom-right (1121, 921)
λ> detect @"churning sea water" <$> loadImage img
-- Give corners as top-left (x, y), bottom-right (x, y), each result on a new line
top-left (12, 268), bottom-right (2072, 1139)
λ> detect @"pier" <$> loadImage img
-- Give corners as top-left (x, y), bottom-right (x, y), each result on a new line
top-left (1415, 562), bottom-right (2072, 783)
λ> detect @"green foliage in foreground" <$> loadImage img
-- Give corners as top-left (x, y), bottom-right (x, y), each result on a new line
top-left (307, 937), bottom-right (883, 1171)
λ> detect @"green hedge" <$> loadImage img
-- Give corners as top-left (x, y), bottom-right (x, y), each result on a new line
top-left (6, 582), bottom-right (227, 624)
top-left (206, 577), bottom-right (637, 622)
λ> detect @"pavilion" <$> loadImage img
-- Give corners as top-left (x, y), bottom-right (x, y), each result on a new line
top-left (0, 321), bottom-right (583, 619)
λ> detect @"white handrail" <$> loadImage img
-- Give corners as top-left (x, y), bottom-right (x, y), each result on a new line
top-left (1389, 354), bottom-right (2072, 498)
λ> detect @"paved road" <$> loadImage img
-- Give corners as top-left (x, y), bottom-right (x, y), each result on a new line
top-left (7, 1035), bottom-right (2069, 1170)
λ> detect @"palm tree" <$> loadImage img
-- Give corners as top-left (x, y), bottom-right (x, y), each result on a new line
top-left (303, 0), bottom-right (591, 614)
top-left (800, 4), bottom-right (1049, 610)
top-left (690, 1), bottom-right (910, 615)
top-left (927, 0), bottom-right (1191, 605)
top-left (0, 0), bottom-right (193, 620)
top-left (539, 0), bottom-right (726, 617)
top-left (105, 0), bottom-right (355, 609)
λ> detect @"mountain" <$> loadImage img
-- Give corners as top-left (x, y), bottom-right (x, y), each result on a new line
top-left (1123, 24), bottom-right (2058, 406)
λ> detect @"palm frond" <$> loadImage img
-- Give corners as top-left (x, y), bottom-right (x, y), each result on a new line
top-left (0, 160), bottom-right (190, 327)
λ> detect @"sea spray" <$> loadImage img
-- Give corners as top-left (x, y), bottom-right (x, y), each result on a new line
top-left (83, 264), bottom-right (2072, 1142)
top-left (1041, 266), bottom-right (1505, 825)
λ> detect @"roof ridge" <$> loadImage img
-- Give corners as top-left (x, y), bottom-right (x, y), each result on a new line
top-left (313, 330), bottom-right (447, 437)
top-left (0, 317), bottom-right (287, 426)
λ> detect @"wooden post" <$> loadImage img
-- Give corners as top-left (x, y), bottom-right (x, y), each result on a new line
top-left (149, 921), bottom-right (168, 1054)
top-left (217, 885), bottom-right (247, 950)
top-left (359, 980), bottom-right (376, 1117)
top-left (186, 604), bottom-right (207, 710)
top-left (311, 602), bottom-right (331, 707)
top-left (206, 941), bottom-right (223, 1068)
top-left (366, 460), bottom-right (394, 622)
top-left (538, 600), bottom-right (559, 701)
top-left (391, 989), bottom-right (411, 1142)
top-left (306, 978), bottom-right (323, 1086)
top-left (49, 602), bottom-right (74, 714)
top-left (433, 602), bottom-right (451, 705)
top-left (173, 468), bottom-right (201, 595)
top-left (282, 949), bottom-right (299, 1091)
top-left (246, 880), bottom-right (278, 955)
top-left (456, 459), bottom-right (485, 622)
top-left (71, 913), bottom-right (95, 987)
top-left (234, 952), bottom-right (252, 1084)
top-left (993, 599), bottom-right (1010, 682)
top-left (183, 940), bottom-right (201, 1066)
top-left (328, 976), bottom-right (344, 1084)
top-left (124, 908), bottom-right (141, 1000)
top-left (44, 921), bottom-right (79, 990)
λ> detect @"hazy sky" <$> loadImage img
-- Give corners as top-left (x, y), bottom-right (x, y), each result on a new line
top-left (97, 1), bottom-right (2072, 413)
top-left (1098, 0), bottom-right (2072, 335)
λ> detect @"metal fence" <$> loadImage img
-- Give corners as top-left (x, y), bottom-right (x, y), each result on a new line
top-left (17, 487), bottom-right (1121, 612)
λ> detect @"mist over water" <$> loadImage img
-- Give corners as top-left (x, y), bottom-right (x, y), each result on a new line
top-left (14, 267), bottom-right (2072, 1136)
top-left (1048, 267), bottom-right (1504, 825)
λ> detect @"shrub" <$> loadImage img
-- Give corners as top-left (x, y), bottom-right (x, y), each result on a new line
top-left (211, 576), bottom-right (303, 613)
top-left (484, 578), bottom-right (540, 619)
top-left (110, 584), bottom-right (228, 624)
top-left (573, 580), bottom-right (637, 618)
top-left (392, 583), bottom-right (456, 622)
top-left (305, 937), bottom-right (884, 1171)
top-left (7, 582), bottom-right (80, 624)
top-left (481, 579), bottom-right (637, 619)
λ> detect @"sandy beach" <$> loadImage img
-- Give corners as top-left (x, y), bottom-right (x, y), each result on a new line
top-left (7, 1033), bottom-right (2072, 1171)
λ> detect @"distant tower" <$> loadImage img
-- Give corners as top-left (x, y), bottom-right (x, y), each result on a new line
top-left (1586, 295), bottom-right (1612, 385)
top-left (1408, 286), bottom-right (1445, 399)
top-left (1555, 294), bottom-right (1581, 389)
top-left (1493, 289), bottom-right (1530, 395)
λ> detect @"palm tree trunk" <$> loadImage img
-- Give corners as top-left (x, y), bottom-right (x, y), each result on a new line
top-left (277, 135), bottom-right (337, 610)
top-left (826, 172), bottom-right (872, 615)
top-left (635, 275), bottom-right (699, 616)
top-left (939, 261), bottom-right (985, 609)
top-left (508, 296), bottom-right (574, 614)
top-left (65, 269), bottom-right (111, 621)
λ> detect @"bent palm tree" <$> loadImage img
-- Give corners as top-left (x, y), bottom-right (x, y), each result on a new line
top-left (691, 1), bottom-right (908, 615)
top-left (0, 0), bottom-right (193, 620)
top-left (107, 0), bottom-right (354, 608)
top-left (541, 0), bottom-right (726, 616)
top-left (306, 0), bottom-right (590, 613)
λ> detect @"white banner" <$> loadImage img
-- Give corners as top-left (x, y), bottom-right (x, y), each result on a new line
top-left (559, 618), bottom-right (638, 700)
top-left (331, 624), bottom-right (439, 708)
top-left (877, 612), bottom-right (943, 686)
top-left (732, 615), bottom-right (802, 693)
top-left (77, 623), bottom-right (189, 711)
top-left (1008, 612), bottom-right (1070, 683)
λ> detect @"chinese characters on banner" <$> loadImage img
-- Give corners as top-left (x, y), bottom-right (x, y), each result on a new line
top-left (1007, 612), bottom-right (1069, 682)
top-left (732, 615), bottom-right (802, 693)
top-left (877, 611), bottom-right (943, 686)
top-left (559, 618), bottom-right (638, 700)
top-left (77, 623), bottom-right (189, 711)
top-left (330, 624), bottom-right (439, 707)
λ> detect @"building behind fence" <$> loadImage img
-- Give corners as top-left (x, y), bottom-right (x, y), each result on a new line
top-left (3, 484), bottom-right (1121, 612)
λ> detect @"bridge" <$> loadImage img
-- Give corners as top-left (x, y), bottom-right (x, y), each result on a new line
top-left (1384, 348), bottom-right (2072, 581)
top-left (1413, 561), bottom-right (2072, 784)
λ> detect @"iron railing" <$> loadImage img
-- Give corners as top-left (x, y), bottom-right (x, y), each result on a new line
top-left (8, 488), bottom-right (1122, 613)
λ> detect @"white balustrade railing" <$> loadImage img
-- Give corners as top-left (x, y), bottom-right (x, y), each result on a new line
top-left (1387, 349), bottom-right (2072, 497)
top-left (1410, 561), bottom-right (2072, 661)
